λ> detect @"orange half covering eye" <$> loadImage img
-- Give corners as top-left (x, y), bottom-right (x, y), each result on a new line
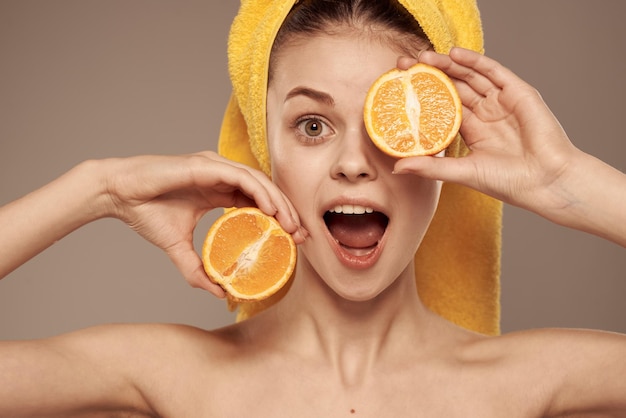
top-left (364, 63), bottom-right (462, 158)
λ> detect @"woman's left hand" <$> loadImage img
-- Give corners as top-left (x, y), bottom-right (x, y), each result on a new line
top-left (394, 48), bottom-right (579, 218)
top-left (394, 48), bottom-right (626, 246)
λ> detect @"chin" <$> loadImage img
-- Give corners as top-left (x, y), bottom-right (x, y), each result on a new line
top-left (319, 259), bottom-right (414, 306)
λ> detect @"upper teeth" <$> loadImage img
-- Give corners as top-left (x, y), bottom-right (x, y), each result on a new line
top-left (330, 204), bottom-right (374, 215)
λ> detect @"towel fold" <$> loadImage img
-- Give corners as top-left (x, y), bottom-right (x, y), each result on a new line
top-left (218, 0), bottom-right (502, 336)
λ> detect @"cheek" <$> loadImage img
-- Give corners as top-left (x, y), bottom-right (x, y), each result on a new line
top-left (270, 157), bottom-right (295, 193)
top-left (268, 140), bottom-right (319, 211)
top-left (267, 123), bottom-right (327, 206)
top-left (399, 176), bottom-right (443, 218)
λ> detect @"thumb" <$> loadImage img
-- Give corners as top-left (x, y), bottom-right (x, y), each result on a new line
top-left (393, 155), bottom-right (475, 185)
top-left (166, 242), bottom-right (227, 298)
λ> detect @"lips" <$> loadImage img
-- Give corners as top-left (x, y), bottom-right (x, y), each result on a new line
top-left (323, 204), bottom-right (389, 268)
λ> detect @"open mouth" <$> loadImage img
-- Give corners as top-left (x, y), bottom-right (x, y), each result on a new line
top-left (323, 204), bottom-right (389, 256)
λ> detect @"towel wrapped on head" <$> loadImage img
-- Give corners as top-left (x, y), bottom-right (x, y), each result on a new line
top-left (218, 0), bottom-right (503, 336)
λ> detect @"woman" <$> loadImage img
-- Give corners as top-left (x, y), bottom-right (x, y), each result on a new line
top-left (1, 0), bottom-right (625, 416)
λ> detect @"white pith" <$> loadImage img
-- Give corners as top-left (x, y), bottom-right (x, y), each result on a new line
top-left (403, 73), bottom-right (421, 147)
top-left (224, 229), bottom-right (273, 278)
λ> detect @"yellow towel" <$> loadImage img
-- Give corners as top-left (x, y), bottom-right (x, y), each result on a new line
top-left (218, 0), bottom-right (503, 336)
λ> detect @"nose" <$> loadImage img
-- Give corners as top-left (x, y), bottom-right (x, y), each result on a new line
top-left (331, 126), bottom-right (379, 182)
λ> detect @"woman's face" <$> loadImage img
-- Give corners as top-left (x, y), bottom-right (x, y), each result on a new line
top-left (266, 30), bottom-right (442, 301)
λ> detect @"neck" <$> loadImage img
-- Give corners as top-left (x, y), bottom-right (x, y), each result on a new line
top-left (269, 260), bottom-right (440, 387)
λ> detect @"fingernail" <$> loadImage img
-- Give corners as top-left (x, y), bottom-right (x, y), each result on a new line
top-left (293, 226), bottom-right (309, 244)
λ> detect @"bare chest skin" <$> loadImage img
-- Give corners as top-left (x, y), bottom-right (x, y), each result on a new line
top-left (142, 332), bottom-right (549, 418)
top-left (202, 365), bottom-right (527, 418)
top-left (91, 321), bottom-right (623, 418)
top-left (150, 362), bottom-right (544, 418)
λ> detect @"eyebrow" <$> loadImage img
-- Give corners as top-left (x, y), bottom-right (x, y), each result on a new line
top-left (284, 86), bottom-right (335, 107)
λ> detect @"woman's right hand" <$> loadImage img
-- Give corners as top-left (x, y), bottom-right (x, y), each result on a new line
top-left (0, 150), bottom-right (304, 295)
top-left (101, 151), bottom-right (306, 296)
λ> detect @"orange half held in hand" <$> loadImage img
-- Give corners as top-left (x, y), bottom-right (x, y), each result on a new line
top-left (202, 207), bottom-right (296, 302)
top-left (364, 63), bottom-right (462, 157)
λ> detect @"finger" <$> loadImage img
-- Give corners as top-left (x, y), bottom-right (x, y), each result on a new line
top-left (401, 52), bottom-right (492, 128)
top-left (397, 46), bottom-right (443, 71)
top-left (207, 155), bottom-right (284, 211)
top-left (193, 157), bottom-right (281, 217)
top-left (199, 152), bottom-right (307, 243)
top-left (272, 190), bottom-right (309, 244)
top-left (217, 164), bottom-right (280, 215)
top-left (227, 190), bottom-right (257, 209)
top-left (453, 79), bottom-right (488, 115)
top-left (449, 47), bottom-right (526, 91)
top-left (221, 157), bottom-right (306, 237)
top-left (397, 55), bottom-right (418, 70)
top-left (423, 51), bottom-right (501, 100)
top-left (166, 242), bottom-right (227, 298)
top-left (397, 49), bottom-right (441, 70)
top-left (225, 165), bottom-right (306, 241)
top-left (393, 154), bottom-right (477, 187)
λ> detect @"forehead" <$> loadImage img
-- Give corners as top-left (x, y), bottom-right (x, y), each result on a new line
top-left (269, 32), bottom-right (403, 99)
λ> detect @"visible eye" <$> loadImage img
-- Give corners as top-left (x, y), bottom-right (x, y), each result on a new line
top-left (294, 116), bottom-right (334, 144)
top-left (304, 119), bottom-right (322, 136)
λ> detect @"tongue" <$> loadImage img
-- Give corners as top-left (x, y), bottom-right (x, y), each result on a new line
top-left (326, 213), bottom-right (387, 249)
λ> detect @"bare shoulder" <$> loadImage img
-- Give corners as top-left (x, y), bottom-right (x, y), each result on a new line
top-left (0, 321), bottom-right (255, 417)
top-left (462, 328), bottom-right (626, 417)
top-left (49, 322), bottom-right (241, 362)
top-left (73, 321), bottom-right (250, 379)
top-left (474, 327), bottom-right (626, 369)
top-left (468, 327), bottom-right (626, 359)
top-left (100, 321), bottom-right (263, 416)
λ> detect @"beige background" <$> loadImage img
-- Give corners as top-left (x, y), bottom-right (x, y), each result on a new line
top-left (0, 0), bottom-right (624, 340)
